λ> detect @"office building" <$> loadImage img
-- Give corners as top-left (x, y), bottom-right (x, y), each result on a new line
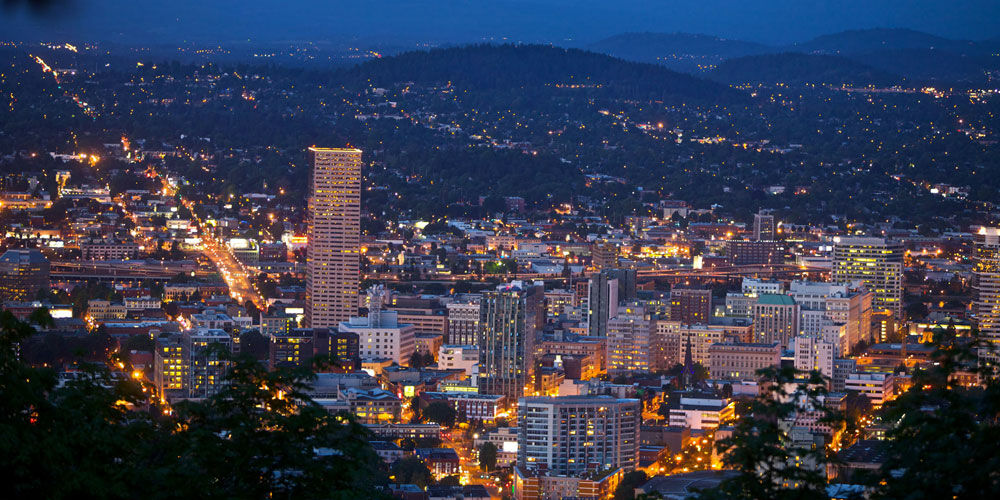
top-left (544, 288), bottom-right (575, 320)
top-left (724, 278), bottom-right (784, 319)
top-left (652, 320), bottom-right (752, 369)
top-left (709, 342), bottom-right (781, 380)
top-left (751, 294), bottom-right (801, 348)
top-left (437, 344), bottom-right (479, 375)
top-left (517, 395), bottom-right (640, 475)
top-left (186, 329), bottom-right (236, 400)
top-left (591, 242), bottom-right (620, 270)
top-left (446, 300), bottom-right (480, 345)
top-left (340, 308), bottom-right (416, 366)
top-left (154, 329), bottom-right (235, 402)
top-left (313, 328), bottom-right (361, 372)
top-left (79, 238), bottom-right (140, 260)
top-left (0, 249), bottom-right (50, 302)
top-left (269, 328), bottom-right (315, 369)
top-left (586, 272), bottom-right (618, 337)
top-left (788, 280), bottom-right (873, 355)
top-left (792, 336), bottom-right (835, 382)
top-left (478, 282), bottom-right (544, 400)
top-left (514, 467), bottom-right (622, 500)
top-left (845, 372), bottom-right (894, 406)
top-left (832, 236), bottom-right (903, 318)
top-left (727, 240), bottom-right (781, 266)
top-left (667, 392), bottom-right (736, 430)
top-left (390, 297), bottom-right (449, 338)
top-left (973, 227), bottom-right (1000, 366)
top-left (305, 147), bottom-right (362, 328)
top-left (153, 333), bottom-right (187, 401)
top-left (669, 286), bottom-right (712, 325)
top-left (606, 305), bottom-right (653, 375)
top-left (753, 212), bottom-right (776, 241)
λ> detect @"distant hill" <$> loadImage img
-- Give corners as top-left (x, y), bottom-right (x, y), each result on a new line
top-left (792, 28), bottom-right (979, 54)
top-left (587, 32), bottom-right (772, 71)
top-left (847, 48), bottom-right (998, 83)
top-left (587, 28), bottom-right (999, 85)
top-left (340, 44), bottom-right (734, 102)
top-left (789, 29), bottom-right (997, 83)
top-left (710, 53), bottom-right (903, 87)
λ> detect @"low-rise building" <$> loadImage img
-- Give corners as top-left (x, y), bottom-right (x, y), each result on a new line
top-left (667, 392), bottom-right (735, 430)
top-left (708, 342), bottom-right (781, 380)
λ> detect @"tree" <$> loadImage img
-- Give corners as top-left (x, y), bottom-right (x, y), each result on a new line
top-left (409, 350), bottom-right (427, 368)
top-left (479, 442), bottom-right (498, 472)
top-left (390, 456), bottom-right (433, 488)
top-left (238, 330), bottom-right (269, 361)
top-left (867, 327), bottom-right (1000, 499)
top-left (422, 401), bottom-right (458, 428)
top-left (614, 470), bottom-right (648, 500)
top-left (694, 367), bottom-right (840, 500)
top-left (0, 308), bottom-right (387, 499)
top-left (437, 475), bottom-right (461, 487)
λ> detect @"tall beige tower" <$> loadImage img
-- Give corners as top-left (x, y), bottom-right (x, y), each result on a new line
top-left (306, 147), bottom-right (362, 328)
top-left (973, 227), bottom-right (1000, 367)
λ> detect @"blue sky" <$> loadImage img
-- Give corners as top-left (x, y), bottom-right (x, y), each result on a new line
top-left (1, 0), bottom-right (998, 45)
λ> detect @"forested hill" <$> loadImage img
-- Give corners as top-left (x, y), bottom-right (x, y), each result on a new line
top-left (792, 28), bottom-right (980, 54)
top-left (588, 32), bottom-right (772, 64)
top-left (711, 53), bottom-right (903, 87)
top-left (339, 44), bottom-right (736, 102)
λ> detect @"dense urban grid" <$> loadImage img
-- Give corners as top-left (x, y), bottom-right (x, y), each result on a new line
top-left (2, 25), bottom-right (1000, 500)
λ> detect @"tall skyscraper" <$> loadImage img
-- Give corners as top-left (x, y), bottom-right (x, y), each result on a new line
top-left (832, 236), bottom-right (903, 318)
top-left (517, 395), bottom-right (640, 476)
top-left (305, 147), bottom-right (362, 328)
top-left (0, 249), bottom-right (50, 302)
top-left (586, 268), bottom-right (637, 337)
top-left (586, 273), bottom-right (618, 337)
top-left (478, 281), bottom-right (544, 400)
top-left (973, 228), bottom-right (1000, 366)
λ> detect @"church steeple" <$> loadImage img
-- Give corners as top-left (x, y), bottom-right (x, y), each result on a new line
top-left (683, 336), bottom-right (694, 388)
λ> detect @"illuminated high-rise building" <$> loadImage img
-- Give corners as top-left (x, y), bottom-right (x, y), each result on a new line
top-left (478, 281), bottom-right (544, 400)
top-left (832, 237), bottom-right (903, 318)
top-left (516, 395), bottom-right (639, 476)
top-left (0, 249), bottom-right (50, 302)
top-left (305, 147), bottom-right (362, 328)
top-left (153, 330), bottom-right (234, 402)
top-left (606, 305), bottom-right (652, 375)
top-left (973, 228), bottom-right (1000, 366)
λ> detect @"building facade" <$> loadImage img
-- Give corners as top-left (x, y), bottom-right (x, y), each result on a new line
top-left (832, 236), bottom-right (903, 318)
top-left (973, 228), bottom-right (1000, 367)
top-left (751, 294), bottom-right (801, 348)
top-left (708, 342), bottom-right (781, 380)
top-left (606, 305), bottom-right (653, 375)
top-left (0, 249), bottom-right (50, 302)
top-left (305, 147), bottom-right (362, 328)
top-left (517, 395), bottom-right (640, 476)
top-left (478, 282), bottom-right (544, 400)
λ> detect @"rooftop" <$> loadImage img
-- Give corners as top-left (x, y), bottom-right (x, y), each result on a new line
top-left (757, 294), bottom-right (796, 306)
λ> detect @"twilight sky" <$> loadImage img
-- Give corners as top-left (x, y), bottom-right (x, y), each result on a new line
top-left (1, 0), bottom-right (998, 45)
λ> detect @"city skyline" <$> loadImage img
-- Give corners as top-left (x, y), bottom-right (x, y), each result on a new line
top-left (1, 5), bottom-right (999, 498)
